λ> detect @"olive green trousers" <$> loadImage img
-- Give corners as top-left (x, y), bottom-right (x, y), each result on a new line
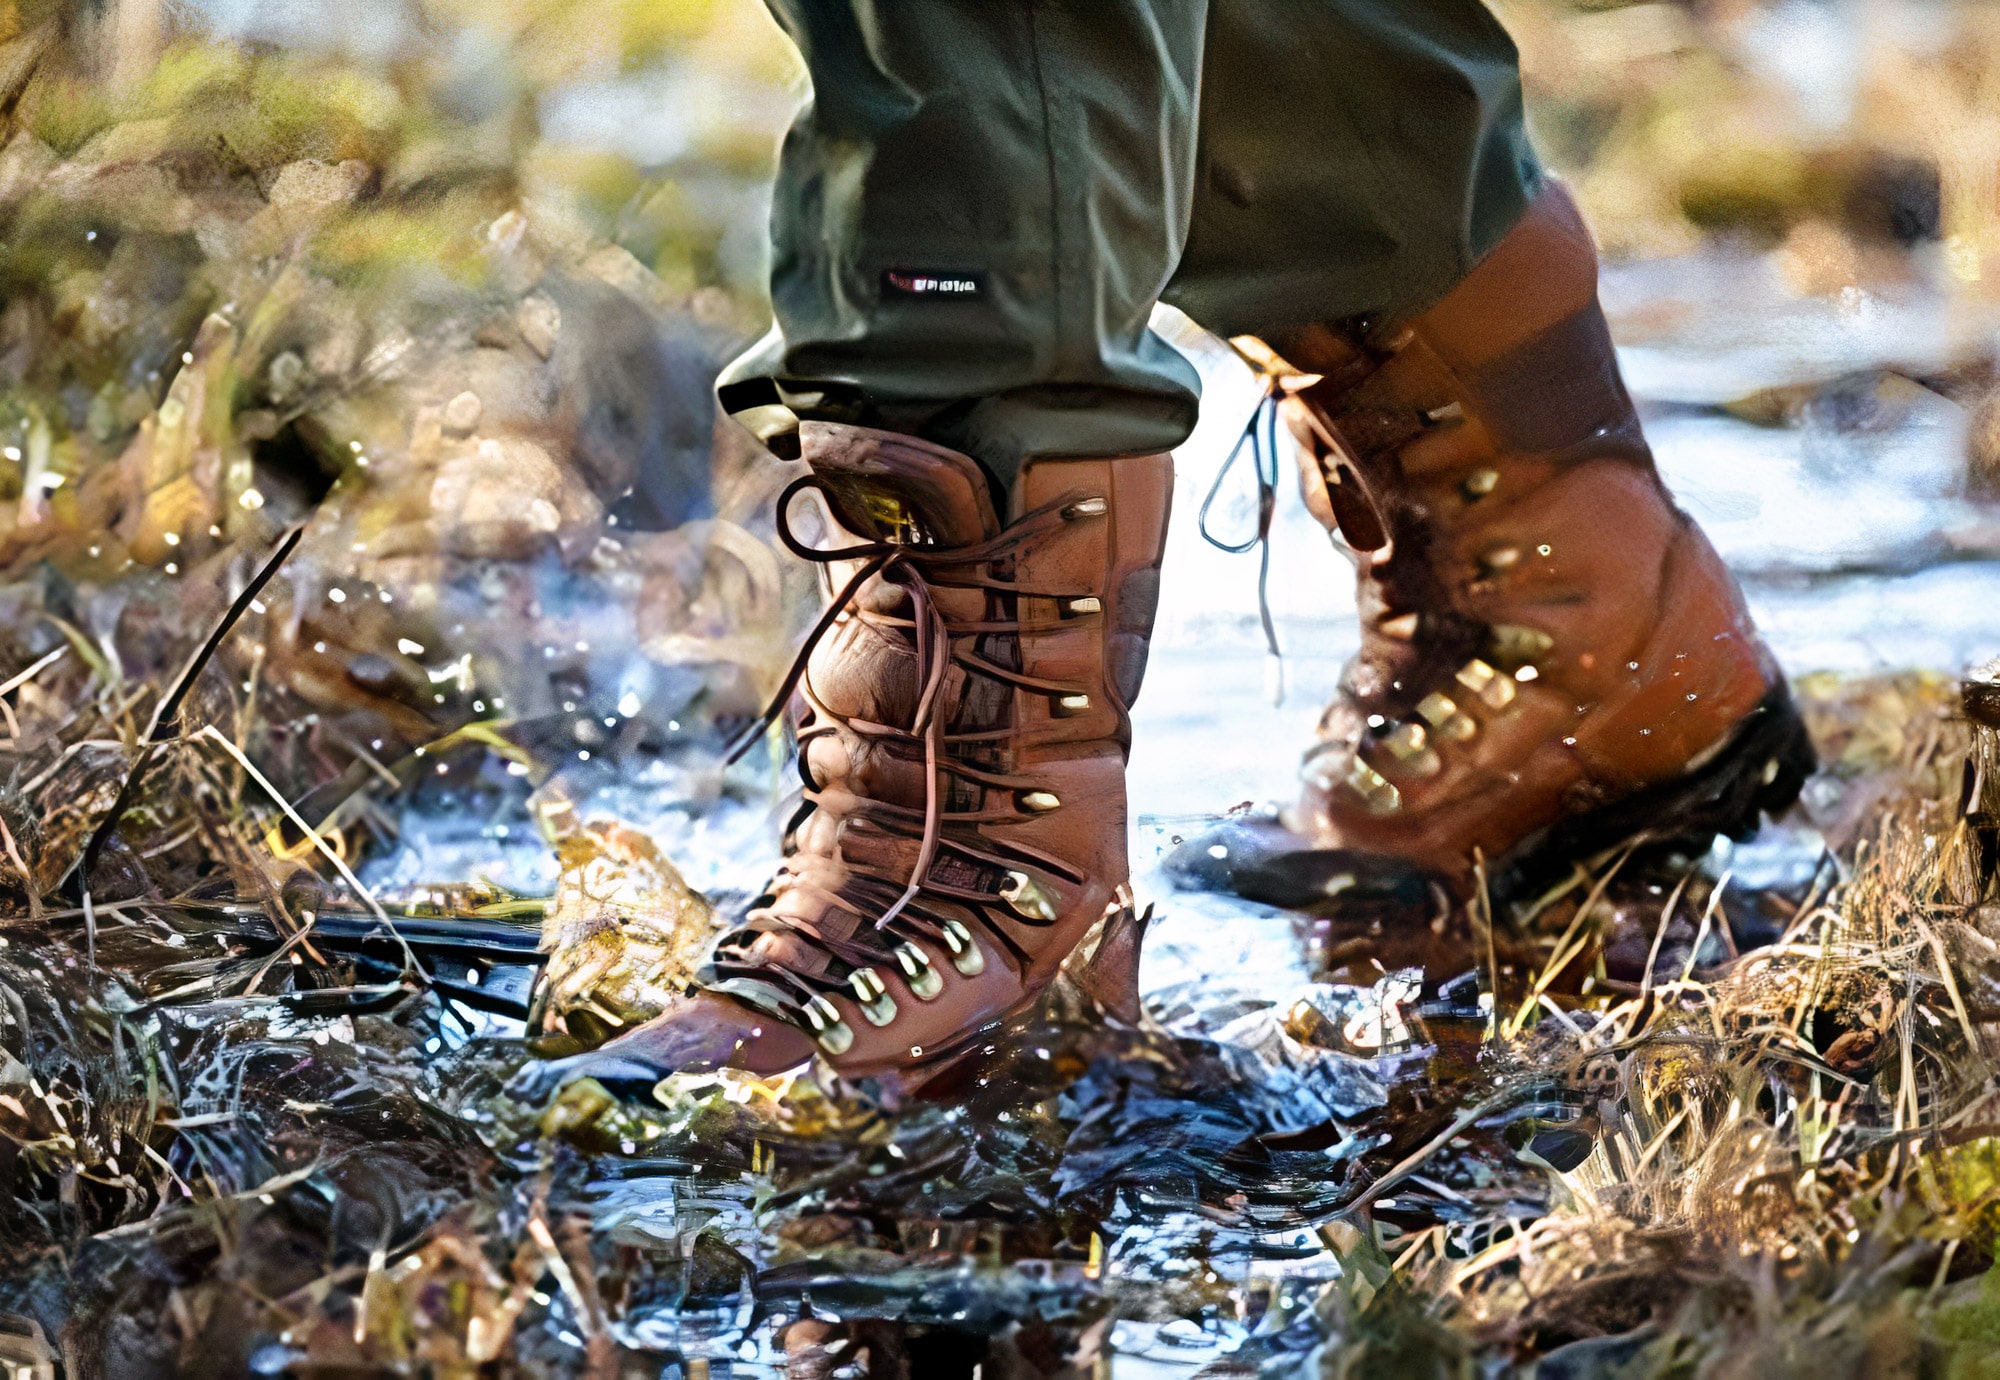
top-left (719, 0), bottom-right (1541, 479)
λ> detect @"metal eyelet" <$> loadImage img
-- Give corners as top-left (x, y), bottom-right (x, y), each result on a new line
top-left (894, 943), bottom-right (943, 1000)
top-left (1416, 692), bottom-right (1457, 727)
top-left (1343, 757), bottom-right (1403, 815)
top-left (1416, 691), bottom-right (1478, 742)
top-left (849, 968), bottom-right (897, 1026)
top-left (1052, 692), bottom-right (1091, 717)
top-left (801, 994), bottom-right (854, 1055)
top-left (1062, 496), bottom-right (1108, 519)
top-left (1384, 721), bottom-right (1442, 777)
top-left (1487, 623), bottom-right (1554, 670)
top-left (940, 919), bottom-right (985, 976)
top-left (1019, 790), bottom-right (1061, 812)
top-left (999, 870), bottom-right (1059, 922)
top-left (1456, 657), bottom-right (1517, 711)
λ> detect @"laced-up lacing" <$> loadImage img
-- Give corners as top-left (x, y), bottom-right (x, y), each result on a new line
top-left (701, 473), bottom-right (1109, 1048)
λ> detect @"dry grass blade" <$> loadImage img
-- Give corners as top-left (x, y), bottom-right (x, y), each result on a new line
top-left (74, 525), bottom-right (306, 890)
top-left (192, 725), bottom-right (410, 973)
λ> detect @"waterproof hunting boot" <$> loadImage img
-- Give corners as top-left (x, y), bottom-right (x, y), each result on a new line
top-left (1170, 183), bottom-right (1815, 912)
top-left (517, 422), bottom-right (1173, 1093)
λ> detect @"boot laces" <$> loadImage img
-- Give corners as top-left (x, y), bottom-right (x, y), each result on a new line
top-left (706, 473), bottom-right (1102, 1020)
top-left (1198, 375), bottom-right (1285, 702)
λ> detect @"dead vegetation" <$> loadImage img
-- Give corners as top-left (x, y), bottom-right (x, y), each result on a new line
top-left (0, 1), bottom-right (1995, 1377)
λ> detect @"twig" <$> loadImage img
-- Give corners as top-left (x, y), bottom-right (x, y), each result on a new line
top-left (0, 645), bottom-right (66, 700)
top-left (1639, 871), bottom-right (1693, 1005)
top-left (1507, 849), bottom-right (1634, 1038)
top-left (1340, 1088), bottom-right (1527, 1220)
top-left (1473, 850), bottom-right (1500, 1030)
top-left (1389, 1224), bottom-right (1447, 1276)
top-left (1911, 913), bottom-right (1981, 1052)
top-left (1930, 1237), bottom-right (1961, 1294)
top-left (527, 1213), bottom-right (603, 1339)
top-left (1677, 872), bottom-right (1731, 987)
top-left (193, 725), bottom-right (417, 975)
top-left (76, 524), bottom-right (304, 889)
top-left (0, 814), bottom-right (40, 924)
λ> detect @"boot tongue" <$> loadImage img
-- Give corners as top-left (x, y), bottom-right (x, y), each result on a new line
top-left (800, 422), bottom-right (1000, 547)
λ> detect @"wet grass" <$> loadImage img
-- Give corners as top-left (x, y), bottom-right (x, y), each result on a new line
top-left (3, 613), bottom-right (2000, 1379)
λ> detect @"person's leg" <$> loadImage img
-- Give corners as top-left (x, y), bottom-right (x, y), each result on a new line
top-left (717, 0), bottom-right (1208, 482)
top-left (517, 1), bottom-right (1200, 1099)
top-left (1163, 0), bottom-right (1812, 922)
top-left (1166, 0), bottom-right (1540, 342)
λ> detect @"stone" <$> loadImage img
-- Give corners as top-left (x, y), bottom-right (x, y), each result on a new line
top-left (442, 390), bottom-right (482, 436)
top-left (265, 158), bottom-right (370, 215)
top-left (267, 351), bottom-right (307, 403)
top-left (426, 436), bottom-right (600, 560)
top-left (516, 294), bottom-right (560, 359)
top-left (579, 244), bottom-right (672, 312)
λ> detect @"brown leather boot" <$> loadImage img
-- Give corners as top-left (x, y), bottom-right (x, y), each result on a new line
top-left (1170, 183), bottom-right (1814, 913)
top-left (515, 422), bottom-right (1173, 1094)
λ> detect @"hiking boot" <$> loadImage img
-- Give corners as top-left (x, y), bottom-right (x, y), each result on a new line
top-left (1169, 182), bottom-right (1814, 914)
top-left (514, 422), bottom-right (1173, 1095)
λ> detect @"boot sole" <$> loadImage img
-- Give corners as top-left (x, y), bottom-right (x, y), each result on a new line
top-left (1485, 681), bottom-right (1816, 902)
top-left (1164, 683), bottom-right (1817, 916)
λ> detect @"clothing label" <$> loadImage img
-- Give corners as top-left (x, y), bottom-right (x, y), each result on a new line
top-left (882, 269), bottom-right (985, 299)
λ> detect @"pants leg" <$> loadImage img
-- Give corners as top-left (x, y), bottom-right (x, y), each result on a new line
top-left (1166, 0), bottom-right (1541, 347)
top-left (720, 0), bottom-right (1542, 477)
top-left (719, 0), bottom-right (1208, 481)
